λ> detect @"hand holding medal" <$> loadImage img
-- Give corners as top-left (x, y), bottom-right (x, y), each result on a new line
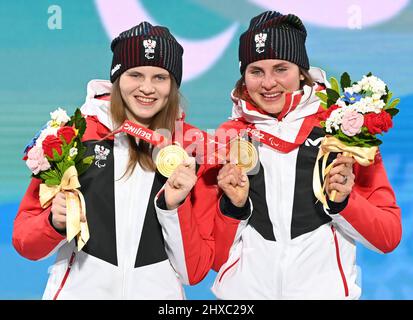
top-left (117, 120), bottom-right (198, 210)
top-left (116, 120), bottom-right (189, 178)
top-left (156, 144), bottom-right (189, 178)
top-left (156, 143), bottom-right (198, 210)
top-left (214, 137), bottom-right (255, 208)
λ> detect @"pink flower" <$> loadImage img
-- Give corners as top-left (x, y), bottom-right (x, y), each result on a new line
top-left (340, 111), bottom-right (364, 136)
top-left (26, 145), bottom-right (51, 174)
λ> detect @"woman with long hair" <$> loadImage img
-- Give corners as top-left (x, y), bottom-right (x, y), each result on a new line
top-left (212, 11), bottom-right (401, 299)
top-left (13, 21), bottom-right (217, 299)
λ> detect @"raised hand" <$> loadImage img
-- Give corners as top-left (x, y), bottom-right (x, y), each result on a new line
top-left (217, 163), bottom-right (249, 207)
top-left (164, 157), bottom-right (197, 210)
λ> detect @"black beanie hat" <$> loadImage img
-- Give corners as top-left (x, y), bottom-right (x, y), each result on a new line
top-left (239, 11), bottom-right (309, 74)
top-left (110, 21), bottom-right (184, 86)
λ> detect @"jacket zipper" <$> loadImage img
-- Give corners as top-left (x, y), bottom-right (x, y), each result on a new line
top-left (331, 225), bottom-right (349, 297)
top-left (53, 251), bottom-right (76, 300)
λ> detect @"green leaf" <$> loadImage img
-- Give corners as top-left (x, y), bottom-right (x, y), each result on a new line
top-left (76, 155), bottom-right (94, 176)
top-left (60, 142), bottom-right (71, 158)
top-left (83, 155), bottom-right (94, 165)
top-left (77, 117), bottom-right (86, 138)
top-left (326, 88), bottom-right (340, 101)
top-left (327, 99), bottom-right (336, 108)
top-left (330, 77), bottom-right (340, 95)
top-left (383, 90), bottom-right (392, 105)
top-left (48, 148), bottom-right (64, 163)
top-left (74, 144), bottom-right (87, 163)
top-left (45, 177), bottom-right (61, 186)
top-left (385, 108), bottom-right (399, 117)
top-left (315, 92), bottom-right (328, 103)
top-left (67, 108), bottom-right (78, 126)
top-left (67, 108), bottom-right (86, 138)
top-left (39, 170), bottom-right (58, 181)
top-left (340, 72), bottom-right (351, 91)
top-left (55, 161), bottom-right (67, 175)
top-left (334, 128), bottom-right (381, 147)
top-left (326, 88), bottom-right (340, 107)
top-left (386, 98), bottom-right (400, 110)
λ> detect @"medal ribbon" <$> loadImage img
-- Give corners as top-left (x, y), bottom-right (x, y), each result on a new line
top-left (221, 113), bottom-right (319, 154)
top-left (115, 120), bottom-right (167, 146)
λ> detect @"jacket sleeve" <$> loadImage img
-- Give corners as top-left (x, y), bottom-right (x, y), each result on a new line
top-left (12, 178), bottom-right (66, 261)
top-left (212, 192), bottom-right (252, 271)
top-left (327, 152), bottom-right (401, 253)
top-left (155, 164), bottom-right (220, 285)
top-left (210, 120), bottom-right (253, 271)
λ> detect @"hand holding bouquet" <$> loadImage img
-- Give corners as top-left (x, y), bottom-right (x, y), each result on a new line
top-left (23, 108), bottom-right (93, 250)
top-left (314, 73), bottom-right (399, 205)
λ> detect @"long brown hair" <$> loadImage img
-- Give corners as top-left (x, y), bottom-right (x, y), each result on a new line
top-left (233, 67), bottom-right (314, 105)
top-left (110, 76), bottom-right (181, 177)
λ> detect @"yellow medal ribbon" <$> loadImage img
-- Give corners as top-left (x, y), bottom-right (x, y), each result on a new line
top-left (313, 136), bottom-right (378, 208)
top-left (39, 166), bottom-right (90, 251)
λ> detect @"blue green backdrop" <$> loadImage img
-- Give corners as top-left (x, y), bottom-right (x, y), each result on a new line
top-left (1, 0), bottom-right (412, 299)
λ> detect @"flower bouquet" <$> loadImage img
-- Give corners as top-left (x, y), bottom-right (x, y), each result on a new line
top-left (314, 72), bottom-right (399, 206)
top-left (23, 108), bottom-right (94, 250)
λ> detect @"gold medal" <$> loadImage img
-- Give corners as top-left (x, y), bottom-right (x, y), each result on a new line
top-left (156, 144), bottom-right (189, 178)
top-left (229, 139), bottom-right (258, 173)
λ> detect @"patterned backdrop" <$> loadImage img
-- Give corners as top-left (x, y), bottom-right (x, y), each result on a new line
top-left (1, 0), bottom-right (412, 299)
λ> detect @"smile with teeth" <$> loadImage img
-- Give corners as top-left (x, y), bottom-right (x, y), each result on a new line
top-left (262, 92), bottom-right (282, 99)
top-left (135, 96), bottom-right (156, 104)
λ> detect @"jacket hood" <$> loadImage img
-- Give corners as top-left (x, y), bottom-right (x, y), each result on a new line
top-left (80, 79), bottom-right (114, 130)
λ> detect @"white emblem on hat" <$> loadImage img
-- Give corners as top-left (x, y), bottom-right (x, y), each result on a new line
top-left (143, 39), bottom-right (157, 59)
top-left (111, 63), bottom-right (121, 76)
top-left (254, 33), bottom-right (267, 54)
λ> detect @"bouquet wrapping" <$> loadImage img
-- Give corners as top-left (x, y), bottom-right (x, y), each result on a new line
top-left (23, 108), bottom-right (94, 250)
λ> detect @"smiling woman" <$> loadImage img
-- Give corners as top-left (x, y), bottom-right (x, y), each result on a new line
top-left (12, 21), bottom-right (219, 300)
top-left (212, 10), bottom-right (402, 300)
top-left (111, 64), bottom-right (178, 174)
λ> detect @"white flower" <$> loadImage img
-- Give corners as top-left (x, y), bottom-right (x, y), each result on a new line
top-left (69, 147), bottom-right (78, 157)
top-left (368, 76), bottom-right (386, 95)
top-left (350, 96), bottom-right (385, 114)
top-left (372, 93), bottom-right (382, 101)
top-left (372, 99), bottom-right (385, 113)
top-left (325, 108), bottom-right (344, 133)
top-left (35, 126), bottom-right (59, 147)
top-left (50, 108), bottom-right (70, 126)
top-left (356, 75), bottom-right (386, 96)
top-left (352, 84), bottom-right (362, 93)
top-left (336, 99), bottom-right (347, 108)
